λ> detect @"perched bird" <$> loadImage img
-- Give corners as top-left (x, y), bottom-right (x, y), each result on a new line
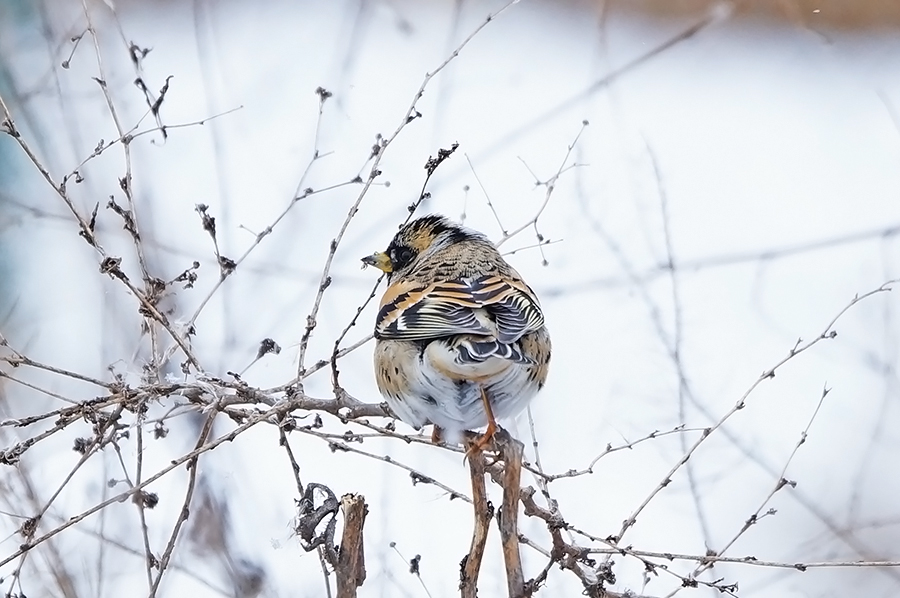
top-left (361, 214), bottom-right (551, 449)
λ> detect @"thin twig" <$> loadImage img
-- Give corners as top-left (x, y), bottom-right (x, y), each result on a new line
top-left (0, 336), bottom-right (113, 389)
top-left (586, 547), bottom-right (900, 570)
top-left (526, 425), bottom-right (703, 482)
top-left (133, 422), bottom-right (154, 591)
top-left (465, 153), bottom-right (506, 235)
top-left (297, 0), bottom-right (519, 380)
top-left (148, 413), bottom-right (215, 596)
top-left (81, 0), bottom-right (161, 376)
top-left (543, 224), bottom-right (900, 297)
top-left (666, 385), bottom-right (835, 596)
top-left (611, 281), bottom-right (897, 547)
top-left (473, 7), bottom-right (729, 160)
top-left (292, 426), bottom-right (471, 504)
top-left (495, 121), bottom-right (589, 261)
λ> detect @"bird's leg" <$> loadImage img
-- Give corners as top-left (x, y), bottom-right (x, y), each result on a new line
top-left (465, 386), bottom-right (497, 458)
top-left (431, 425), bottom-right (444, 444)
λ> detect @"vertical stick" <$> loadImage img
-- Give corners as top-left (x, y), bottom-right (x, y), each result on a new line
top-left (499, 433), bottom-right (524, 597)
top-left (461, 452), bottom-right (491, 598)
top-left (336, 494), bottom-right (367, 598)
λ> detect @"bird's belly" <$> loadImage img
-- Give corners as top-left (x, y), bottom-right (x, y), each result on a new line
top-left (374, 339), bottom-right (539, 440)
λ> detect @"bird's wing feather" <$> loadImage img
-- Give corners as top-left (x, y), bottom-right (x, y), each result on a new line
top-left (375, 275), bottom-right (544, 342)
top-left (468, 275), bottom-right (544, 344)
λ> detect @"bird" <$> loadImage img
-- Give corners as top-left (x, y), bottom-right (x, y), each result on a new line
top-left (361, 214), bottom-right (551, 451)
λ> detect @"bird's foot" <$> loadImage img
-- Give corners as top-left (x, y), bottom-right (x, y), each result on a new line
top-left (463, 419), bottom-right (498, 461)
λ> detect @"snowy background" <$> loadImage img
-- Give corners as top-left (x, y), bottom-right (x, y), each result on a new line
top-left (1, 0), bottom-right (899, 596)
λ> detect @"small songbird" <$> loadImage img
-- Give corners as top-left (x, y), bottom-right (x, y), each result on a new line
top-left (361, 214), bottom-right (551, 450)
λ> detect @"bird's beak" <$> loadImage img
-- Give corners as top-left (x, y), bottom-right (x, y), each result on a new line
top-left (361, 251), bottom-right (393, 273)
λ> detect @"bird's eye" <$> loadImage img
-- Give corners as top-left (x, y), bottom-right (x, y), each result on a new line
top-left (393, 247), bottom-right (415, 268)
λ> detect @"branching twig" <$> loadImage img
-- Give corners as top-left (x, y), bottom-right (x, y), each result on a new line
top-left (494, 121), bottom-right (589, 260)
top-left (666, 385), bottom-right (835, 595)
top-left (585, 547), bottom-right (900, 570)
top-left (610, 281), bottom-right (897, 547)
top-left (528, 425), bottom-right (703, 482)
top-left (297, 0), bottom-right (519, 380)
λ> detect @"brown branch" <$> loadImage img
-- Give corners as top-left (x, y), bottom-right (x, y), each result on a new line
top-left (460, 451), bottom-right (491, 598)
top-left (519, 487), bottom-right (610, 597)
top-left (497, 432), bottom-right (524, 598)
top-left (335, 494), bottom-right (368, 598)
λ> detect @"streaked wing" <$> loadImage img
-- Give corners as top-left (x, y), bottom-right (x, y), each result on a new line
top-left (375, 280), bottom-right (489, 340)
top-left (468, 275), bottom-right (544, 344)
top-left (375, 275), bottom-right (544, 342)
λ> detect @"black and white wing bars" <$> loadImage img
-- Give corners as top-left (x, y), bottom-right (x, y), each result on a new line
top-left (375, 274), bottom-right (544, 344)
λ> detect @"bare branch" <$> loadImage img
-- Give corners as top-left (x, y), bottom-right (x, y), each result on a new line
top-left (610, 280), bottom-right (897, 547)
top-left (460, 451), bottom-right (490, 598)
top-left (335, 494), bottom-right (368, 598)
top-left (497, 433), bottom-right (524, 597)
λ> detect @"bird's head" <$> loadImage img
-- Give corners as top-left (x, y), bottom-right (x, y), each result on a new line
top-left (361, 214), bottom-right (477, 281)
